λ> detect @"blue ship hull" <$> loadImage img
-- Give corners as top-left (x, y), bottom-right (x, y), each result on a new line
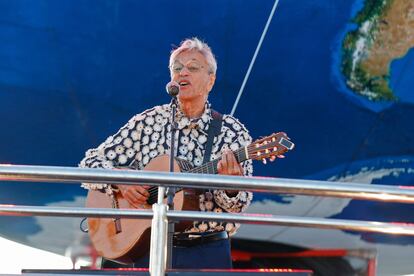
top-left (0, 1), bottom-right (413, 274)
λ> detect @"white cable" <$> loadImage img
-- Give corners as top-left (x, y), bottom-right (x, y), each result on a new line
top-left (230, 0), bottom-right (281, 116)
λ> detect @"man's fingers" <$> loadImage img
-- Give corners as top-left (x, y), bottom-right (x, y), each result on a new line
top-left (119, 185), bottom-right (149, 208)
top-left (217, 159), bottom-right (223, 173)
top-left (217, 149), bottom-right (242, 176)
top-left (128, 189), bottom-right (147, 203)
top-left (227, 151), bottom-right (237, 167)
top-left (222, 150), bottom-right (228, 166)
top-left (122, 185), bottom-right (149, 198)
top-left (227, 150), bottom-right (242, 175)
top-left (225, 153), bottom-right (235, 174)
top-left (133, 188), bottom-right (147, 198)
top-left (136, 186), bottom-right (150, 197)
top-left (124, 193), bottom-right (144, 208)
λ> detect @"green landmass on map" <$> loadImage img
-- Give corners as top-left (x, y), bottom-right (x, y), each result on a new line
top-left (341, 0), bottom-right (414, 101)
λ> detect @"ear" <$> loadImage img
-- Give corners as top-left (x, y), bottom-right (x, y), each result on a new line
top-left (207, 74), bottom-right (216, 93)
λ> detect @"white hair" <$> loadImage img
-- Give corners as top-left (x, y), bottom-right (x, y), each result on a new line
top-left (169, 37), bottom-right (217, 75)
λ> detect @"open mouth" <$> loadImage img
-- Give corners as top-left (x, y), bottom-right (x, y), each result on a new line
top-left (179, 81), bottom-right (190, 87)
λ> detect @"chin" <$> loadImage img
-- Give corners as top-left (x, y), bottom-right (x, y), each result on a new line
top-left (178, 92), bottom-right (197, 101)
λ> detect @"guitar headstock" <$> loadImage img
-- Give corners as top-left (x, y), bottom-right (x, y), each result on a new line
top-left (248, 132), bottom-right (294, 164)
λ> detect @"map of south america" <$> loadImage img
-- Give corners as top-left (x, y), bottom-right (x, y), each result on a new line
top-left (341, 0), bottom-right (414, 101)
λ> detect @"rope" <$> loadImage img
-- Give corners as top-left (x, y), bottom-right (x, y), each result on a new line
top-left (230, 0), bottom-right (281, 116)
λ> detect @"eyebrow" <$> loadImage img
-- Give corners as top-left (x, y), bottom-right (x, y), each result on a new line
top-left (174, 58), bottom-right (201, 64)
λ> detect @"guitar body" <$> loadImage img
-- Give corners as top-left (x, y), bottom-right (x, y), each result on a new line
top-left (85, 132), bottom-right (294, 264)
top-left (86, 155), bottom-right (199, 264)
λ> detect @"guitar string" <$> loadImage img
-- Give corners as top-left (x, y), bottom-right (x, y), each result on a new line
top-left (145, 139), bottom-right (286, 203)
top-left (145, 147), bottom-right (246, 203)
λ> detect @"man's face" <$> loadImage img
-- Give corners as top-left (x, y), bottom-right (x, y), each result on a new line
top-left (170, 50), bottom-right (216, 103)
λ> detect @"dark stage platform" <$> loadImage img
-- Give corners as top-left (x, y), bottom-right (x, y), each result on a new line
top-left (20, 268), bottom-right (312, 276)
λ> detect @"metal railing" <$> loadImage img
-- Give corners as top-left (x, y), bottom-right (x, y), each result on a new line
top-left (1, 164), bottom-right (414, 275)
top-left (1, 164), bottom-right (414, 203)
top-left (1, 205), bottom-right (414, 236)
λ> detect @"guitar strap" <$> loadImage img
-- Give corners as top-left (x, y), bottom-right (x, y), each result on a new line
top-left (202, 109), bottom-right (223, 164)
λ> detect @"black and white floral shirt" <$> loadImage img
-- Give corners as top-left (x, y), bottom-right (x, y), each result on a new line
top-left (79, 102), bottom-right (253, 235)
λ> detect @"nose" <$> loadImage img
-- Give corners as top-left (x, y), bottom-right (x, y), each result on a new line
top-left (179, 66), bottom-right (190, 76)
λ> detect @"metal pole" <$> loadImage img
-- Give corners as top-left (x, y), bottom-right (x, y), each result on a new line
top-left (2, 165), bottom-right (414, 204)
top-left (1, 205), bottom-right (414, 236)
top-left (149, 203), bottom-right (168, 276)
top-left (230, 0), bottom-right (280, 116)
top-left (166, 97), bottom-right (178, 269)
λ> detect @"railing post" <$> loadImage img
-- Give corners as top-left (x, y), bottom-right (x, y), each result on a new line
top-left (149, 202), bottom-right (168, 276)
top-left (366, 250), bottom-right (378, 276)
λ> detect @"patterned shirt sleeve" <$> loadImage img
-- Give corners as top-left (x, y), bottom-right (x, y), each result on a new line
top-left (78, 113), bottom-right (145, 195)
top-left (213, 115), bottom-right (254, 213)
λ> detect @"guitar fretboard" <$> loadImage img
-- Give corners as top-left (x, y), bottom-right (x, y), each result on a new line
top-left (146, 146), bottom-right (248, 204)
top-left (187, 146), bottom-right (248, 174)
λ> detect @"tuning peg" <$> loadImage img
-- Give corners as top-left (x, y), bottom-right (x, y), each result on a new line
top-left (265, 149), bottom-right (269, 154)
top-left (262, 158), bottom-right (267, 164)
top-left (269, 156), bottom-right (276, 162)
top-left (273, 147), bottom-right (278, 151)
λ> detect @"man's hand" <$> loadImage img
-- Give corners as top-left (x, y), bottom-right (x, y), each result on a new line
top-left (217, 149), bottom-right (243, 196)
top-left (217, 149), bottom-right (243, 176)
top-left (117, 185), bottom-right (150, 209)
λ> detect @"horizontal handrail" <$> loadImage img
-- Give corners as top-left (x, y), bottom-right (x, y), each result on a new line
top-left (1, 164), bottom-right (414, 203)
top-left (0, 204), bottom-right (413, 236)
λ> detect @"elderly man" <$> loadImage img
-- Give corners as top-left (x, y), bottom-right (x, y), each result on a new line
top-left (80, 37), bottom-right (253, 269)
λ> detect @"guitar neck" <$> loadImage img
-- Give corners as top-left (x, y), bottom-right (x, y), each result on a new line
top-left (187, 146), bottom-right (248, 175)
top-left (146, 131), bottom-right (294, 204)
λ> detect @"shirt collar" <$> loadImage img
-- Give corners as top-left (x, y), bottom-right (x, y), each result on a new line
top-left (175, 102), bottom-right (212, 134)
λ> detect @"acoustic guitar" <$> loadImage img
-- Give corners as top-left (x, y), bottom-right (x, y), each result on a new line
top-left (85, 132), bottom-right (294, 264)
